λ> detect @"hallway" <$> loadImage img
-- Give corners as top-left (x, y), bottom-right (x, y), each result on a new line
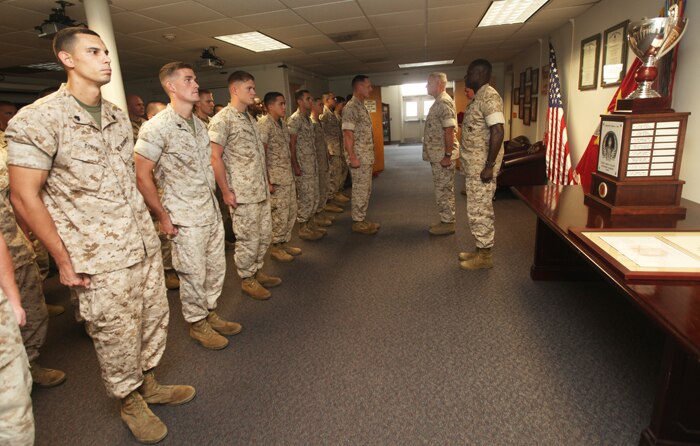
top-left (34, 145), bottom-right (661, 445)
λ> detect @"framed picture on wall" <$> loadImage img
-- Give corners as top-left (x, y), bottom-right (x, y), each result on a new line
top-left (525, 67), bottom-right (532, 84)
top-left (532, 68), bottom-right (539, 92)
top-left (513, 88), bottom-right (520, 105)
top-left (520, 71), bottom-right (526, 89)
top-left (519, 100), bottom-right (525, 120)
top-left (523, 105), bottom-right (531, 126)
top-left (579, 33), bottom-right (601, 90)
top-left (524, 85), bottom-right (532, 105)
top-left (530, 97), bottom-right (538, 122)
top-left (601, 20), bottom-right (629, 87)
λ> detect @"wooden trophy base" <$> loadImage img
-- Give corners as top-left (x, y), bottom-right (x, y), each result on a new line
top-left (585, 173), bottom-right (686, 216)
top-left (616, 96), bottom-right (673, 114)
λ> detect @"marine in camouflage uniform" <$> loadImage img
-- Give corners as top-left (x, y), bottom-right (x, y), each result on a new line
top-left (258, 103), bottom-right (300, 262)
top-left (136, 93), bottom-right (240, 351)
top-left (319, 94), bottom-right (348, 204)
top-left (458, 59), bottom-right (505, 270)
top-left (423, 73), bottom-right (458, 236)
top-left (0, 132), bottom-right (64, 387)
top-left (210, 71), bottom-right (281, 300)
top-left (342, 76), bottom-right (379, 234)
top-left (288, 105), bottom-right (319, 223)
top-left (0, 270), bottom-right (34, 446)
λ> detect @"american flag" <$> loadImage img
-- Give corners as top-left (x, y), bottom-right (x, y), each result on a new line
top-left (545, 43), bottom-right (575, 185)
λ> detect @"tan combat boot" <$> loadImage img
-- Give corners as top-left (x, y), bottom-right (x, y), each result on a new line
top-left (351, 221), bottom-right (378, 235)
top-left (120, 390), bottom-right (168, 444)
top-left (313, 214), bottom-right (333, 227)
top-left (256, 271), bottom-right (282, 288)
top-left (324, 203), bottom-right (344, 213)
top-left (164, 270), bottom-right (179, 290)
top-left (241, 277), bottom-right (271, 300)
top-left (282, 243), bottom-right (302, 256)
top-left (459, 248), bottom-right (493, 270)
top-left (207, 311), bottom-right (242, 336)
top-left (366, 220), bottom-right (381, 230)
top-left (334, 192), bottom-right (350, 203)
top-left (458, 250), bottom-right (478, 261)
top-left (270, 244), bottom-right (294, 262)
top-left (46, 303), bottom-right (65, 317)
top-left (30, 362), bottom-right (66, 387)
top-left (189, 319), bottom-right (228, 350)
top-left (138, 371), bottom-right (196, 406)
top-left (298, 222), bottom-right (323, 241)
top-left (429, 222), bottom-right (455, 236)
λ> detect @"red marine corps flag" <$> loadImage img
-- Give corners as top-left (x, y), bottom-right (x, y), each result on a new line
top-left (544, 43), bottom-right (575, 185)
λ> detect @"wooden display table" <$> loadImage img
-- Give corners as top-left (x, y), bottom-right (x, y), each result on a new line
top-left (513, 184), bottom-right (700, 446)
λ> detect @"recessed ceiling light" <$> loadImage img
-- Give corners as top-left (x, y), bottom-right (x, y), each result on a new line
top-left (24, 62), bottom-right (64, 71)
top-left (214, 32), bottom-right (290, 52)
top-left (398, 60), bottom-right (454, 68)
top-left (478, 0), bottom-right (549, 27)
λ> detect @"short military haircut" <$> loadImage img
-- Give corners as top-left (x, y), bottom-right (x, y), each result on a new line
top-left (158, 62), bottom-right (193, 91)
top-left (52, 27), bottom-right (100, 62)
top-left (313, 98), bottom-right (322, 105)
top-left (198, 88), bottom-right (211, 95)
top-left (351, 74), bottom-right (369, 88)
top-left (263, 92), bottom-right (284, 106)
top-left (146, 101), bottom-right (166, 116)
top-left (295, 89), bottom-right (310, 103)
top-left (228, 70), bottom-right (254, 85)
top-left (335, 96), bottom-right (346, 104)
top-left (469, 59), bottom-right (492, 76)
top-left (428, 72), bottom-right (448, 84)
top-left (322, 92), bottom-right (335, 102)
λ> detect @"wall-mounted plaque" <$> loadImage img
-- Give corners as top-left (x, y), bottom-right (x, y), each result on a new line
top-left (579, 33), bottom-right (601, 90)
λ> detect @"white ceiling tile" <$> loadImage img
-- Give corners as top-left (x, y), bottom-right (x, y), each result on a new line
top-left (369, 10), bottom-right (425, 28)
top-left (294, 1), bottom-right (363, 22)
top-left (260, 24), bottom-right (320, 40)
top-left (356, 0), bottom-right (424, 15)
top-left (315, 16), bottom-right (372, 34)
top-left (235, 10), bottom-right (306, 29)
top-left (137, 1), bottom-right (225, 26)
top-left (111, 0), bottom-right (176, 11)
top-left (181, 19), bottom-right (253, 37)
top-left (196, 0), bottom-right (286, 17)
top-left (111, 12), bottom-right (170, 34)
top-left (0, 4), bottom-right (49, 31)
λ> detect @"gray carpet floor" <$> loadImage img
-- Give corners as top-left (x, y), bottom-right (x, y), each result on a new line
top-left (34, 145), bottom-right (663, 445)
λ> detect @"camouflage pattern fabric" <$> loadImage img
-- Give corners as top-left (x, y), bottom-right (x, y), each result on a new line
top-left (287, 110), bottom-right (318, 223)
top-left (258, 115), bottom-right (293, 187)
top-left (5, 84), bottom-right (161, 275)
top-left (312, 117), bottom-right (330, 211)
top-left (423, 91), bottom-right (458, 163)
top-left (460, 84), bottom-right (505, 249)
top-left (75, 253), bottom-right (168, 398)
top-left (319, 105), bottom-right (342, 156)
top-left (327, 155), bottom-right (344, 199)
top-left (208, 105), bottom-right (268, 204)
top-left (170, 224), bottom-right (225, 323)
top-left (341, 96), bottom-right (375, 165)
top-left (131, 116), bottom-right (146, 142)
top-left (231, 201), bottom-right (272, 279)
top-left (430, 162), bottom-right (456, 224)
top-left (348, 164), bottom-right (373, 222)
top-left (14, 263), bottom-right (47, 363)
top-left (0, 331), bottom-right (33, 446)
top-left (270, 182), bottom-right (297, 244)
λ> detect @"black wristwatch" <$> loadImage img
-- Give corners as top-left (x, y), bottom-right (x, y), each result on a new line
top-left (485, 160), bottom-right (497, 168)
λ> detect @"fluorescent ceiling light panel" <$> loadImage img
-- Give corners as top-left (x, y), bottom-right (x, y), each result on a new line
top-left (478, 0), bottom-right (548, 27)
top-left (24, 62), bottom-right (64, 71)
top-left (214, 32), bottom-right (290, 52)
top-left (398, 60), bottom-right (454, 68)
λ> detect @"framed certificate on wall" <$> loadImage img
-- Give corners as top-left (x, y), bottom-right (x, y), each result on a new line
top-left (601, 21), bottom-right (629, 87)
top-left (579, 33), bottom-right (601, 90)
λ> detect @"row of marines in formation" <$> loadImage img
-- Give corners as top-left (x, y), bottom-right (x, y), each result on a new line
top-left (0, 26), bottom-right (505, 445)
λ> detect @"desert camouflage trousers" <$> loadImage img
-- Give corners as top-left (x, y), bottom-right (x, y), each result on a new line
top-left (430, 161), bottom-right (456, 224)
top-left (327, 155), bottom-right (344, 199)
top-left (152, 219), bottom-right (173, 271)
top-left (271, 183), bottom-right (297, 244)
top-left (30, 236), bottom-right (49, 281)
top-left (317, 156), bottom-right (330, 212)
top-left (295, 174), bottom-right (319, 223)
top-left (0, 347), bottom-right (33, 446)
top-left (231, 200), bottom-right (272, 279)
top-left (16, 262), bottom-right (47, 363)
top-left (465, 174), bottom-right (497, 249)
top-left (74, 253), bottom-right (169, 399)
top-left (171, 223), bottom-right (225, 323)
top-left (349, 163), bottom-right (373, 222)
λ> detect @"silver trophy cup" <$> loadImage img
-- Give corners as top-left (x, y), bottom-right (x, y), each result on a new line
top-left (626, 5), bottom-right (687, 99)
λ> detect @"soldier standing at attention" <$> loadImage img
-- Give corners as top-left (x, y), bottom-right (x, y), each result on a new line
top-left (311, 97), bottom-right (336, 228)
top-left (1, 124), bottom-right (65, 387)
top-left (6, 28), bottom-right (195, 444)
top-left (288, 89), bottom-right (325, 241)
top-left (210, 71), bottom-right (282, 300)
top-left (458, 59), bottom-right (505, 270)
top-left (127, 93), bottom-right (146, 141)
top-left (135, 62), bottom-right (241, 351)
top-left (0, 235), bottom-right (33, 446)
top-left (423, 72), bottom-right (458, 236)
top-left (258, 92), bottom-right (302, 263)
top-left (319, 92), bottom-right (349, 208)
top-left (342, 75), bottom-right (380, 235)
top-left (334, 96), bottom-right (350, 199)
top-left (193, 88), bottom-right (215, 127)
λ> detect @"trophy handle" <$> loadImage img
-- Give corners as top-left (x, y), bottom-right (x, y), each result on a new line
top-left (657, 17), bottom-right (688, 59)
